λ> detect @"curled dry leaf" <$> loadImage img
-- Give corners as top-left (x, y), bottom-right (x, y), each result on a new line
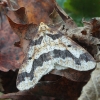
top-left (82, 18), bottom-right (100, 61)
top-left (9, 7), bottom-right (28, 24)
top-left (78, 18), bottom-right (100, 99)
top-left (1, 7), bottom-right (27, 25)
top-left (7, 16), bottom-right (37, 54)
top-left (49, 8), bottom-right (62, 25)
top-left (78, 63), bottom-right (100, 100)
top-left (3, 0), bottom-right (55, 24)
top-left (56, 17), bottom-right (100, 48)
top-left (54, 0), bottom-right (77, 29)
top-left (89, 18), bottom-right (100, 39)
top-left (63, 22), bottom-right (100, 46)
top-left (3, 0), bottom-right (28, 24)
top-left (17, 0), bottom-right (55, 24)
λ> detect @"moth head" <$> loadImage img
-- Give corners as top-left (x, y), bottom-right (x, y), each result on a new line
top-left (38, 22), bottom-right (50, 33)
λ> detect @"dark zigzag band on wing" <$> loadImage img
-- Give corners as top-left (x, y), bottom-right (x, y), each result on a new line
top-left (27, 31), bottom-right (64, 58)
top-left (17, 49), bottom-right (94, 84)
top-left (30, 31), bottom-right (63, 46)
top-left (30, 36), bottom-right (43, 46)
top-left (47, 31), bottom-right (63, 40)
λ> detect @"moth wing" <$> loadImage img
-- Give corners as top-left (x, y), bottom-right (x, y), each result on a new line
top-left (55, 35), bottom-right (96, 71)
top-left (16, 58), bottom-right (54, 91)
top-left (16, 30), bottom-right (96, 91)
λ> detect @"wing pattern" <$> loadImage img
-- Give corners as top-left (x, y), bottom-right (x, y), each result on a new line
top-left (17, 22), bottom-right (96, 91)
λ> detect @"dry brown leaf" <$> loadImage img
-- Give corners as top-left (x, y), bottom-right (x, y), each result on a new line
top-left (49, 9), bottom-right (62, 25)
top-left (78, 63), bottom-right (100, 100)
top-left (0, 7), bottom-right (24, 72)
top-left (10, 7), bottom-right (28, 24)
top-left (77, 18), bottom-right (100, 100)
top-left (51, 68), bottom-right (93, 82)
top-left (54, 1), bottom-right (77, 29)
top-left (7, 16), bottom-right (38, 55)
top-left (0, 0), bottom-right (31, 72)
top-left (64, 25), bottom-right (100, 46)
top-left (55, 18), bottom-right (100, 47)
top-left (0, 76), bottom-right (86, 100)
top-left (17, 0), bottom-right (55, 24)
top-left (89, 18), bottom-right (100, 38)
top-left (1, 0), bottom-right (28, 24)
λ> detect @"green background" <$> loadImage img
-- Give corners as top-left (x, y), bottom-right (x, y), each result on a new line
top-left (56, 0), bottom-right (100, 26)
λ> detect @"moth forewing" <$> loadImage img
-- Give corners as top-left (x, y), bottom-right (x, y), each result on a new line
top-left (16, 22), bottom-right (96, 91)
top-left (59, 35), bottom-right (96, 71)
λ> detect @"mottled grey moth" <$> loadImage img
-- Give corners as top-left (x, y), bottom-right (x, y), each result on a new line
top-left (17, 22), bottom-right (96, 91)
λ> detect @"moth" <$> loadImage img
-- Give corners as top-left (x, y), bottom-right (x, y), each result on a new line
top-left (17, 22), bottom-right (96, 91)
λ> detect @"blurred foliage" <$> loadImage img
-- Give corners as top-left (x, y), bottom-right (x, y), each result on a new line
top-left (56, 0), bottom-right (100, 26)
top-left (56, 0), bottom-right (65, 8)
